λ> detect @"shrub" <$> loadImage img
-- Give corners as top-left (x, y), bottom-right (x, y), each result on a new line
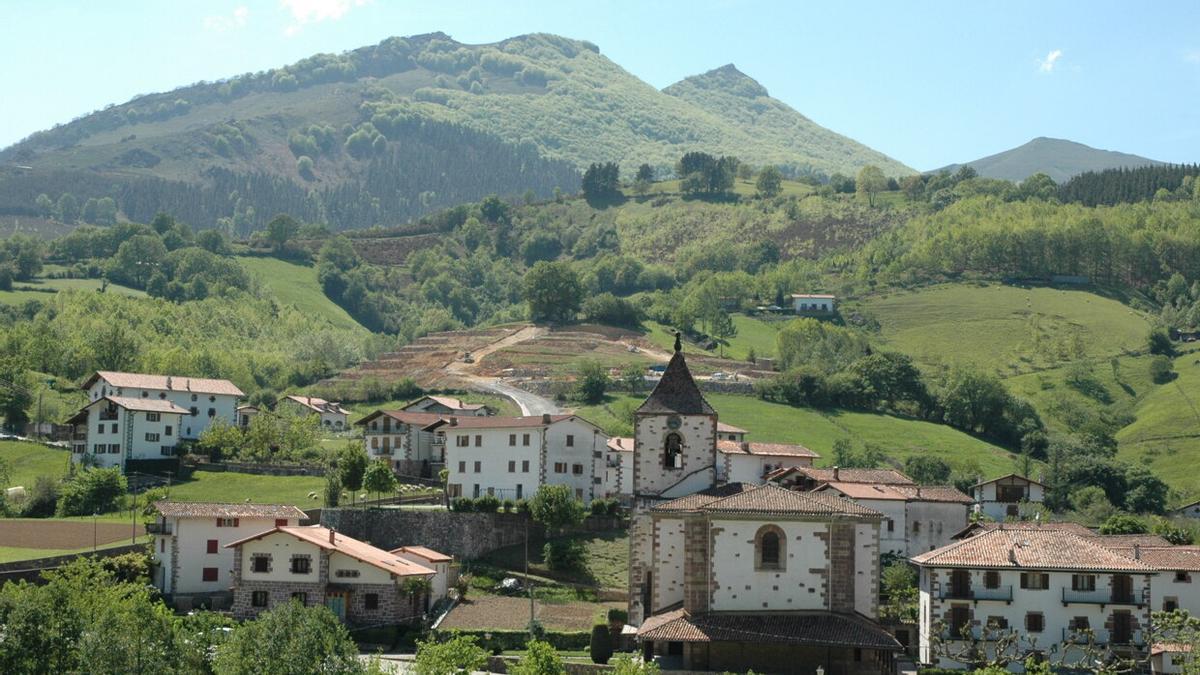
top-left (1150, 355), bottom-right (1176, 384)
top-left (501, 498), bottom-right (515, 513)
top-left (589, 624), bottom-right (613, 664)
top-left (412, 634), bottom-right (489, 675)
top-left (57, 467), bottom-right (127, 516)
top-left (450, 497), bottom-right (476, 512)
top-left (543, 539), bottom-right (586, 572)
top-left (514, 498), bottom-right (530, 514)
top-left (607, 608), bottom-right (628, 625)
top-left (475, 494), bottom-right (501, 513)
top-left (1099, 513), bottom-right (1148, 535)
top-left (22, 475), bottom-right (60, 517)
top-left (590, 498), bottom-right (611, 516)
top-left (510, 639), bottom-right (565, 675)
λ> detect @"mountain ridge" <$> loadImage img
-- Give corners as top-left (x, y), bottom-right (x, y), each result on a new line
top-left (935, 136), bottom-right (1163, 183)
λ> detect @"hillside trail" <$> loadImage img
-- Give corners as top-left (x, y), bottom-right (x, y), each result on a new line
top-left (445, 324), bottom-right (561, 415)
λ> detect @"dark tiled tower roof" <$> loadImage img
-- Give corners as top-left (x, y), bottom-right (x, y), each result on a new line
top-left (636, 334), bottom-right (715, 415)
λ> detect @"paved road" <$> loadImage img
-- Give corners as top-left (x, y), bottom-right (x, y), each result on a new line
top-left (471, 377), bottom-right (560, 416)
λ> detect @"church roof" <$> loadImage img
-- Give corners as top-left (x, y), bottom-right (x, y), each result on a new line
top-left (636, 339), bottom-right (714, 415)
top-left (638, 609), bottom-right (900, 650)
top-left (654, 483), bottom-right (881, 519)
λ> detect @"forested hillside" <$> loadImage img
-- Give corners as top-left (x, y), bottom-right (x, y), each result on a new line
top-left (0, 32), bottom-right (910, 233)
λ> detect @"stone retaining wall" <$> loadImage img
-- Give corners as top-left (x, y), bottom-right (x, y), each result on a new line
top-left (0, 543), bottom-right (145, 583)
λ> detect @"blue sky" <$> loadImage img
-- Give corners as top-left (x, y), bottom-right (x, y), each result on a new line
top-left (2, 0), bottom-right (1198, 170)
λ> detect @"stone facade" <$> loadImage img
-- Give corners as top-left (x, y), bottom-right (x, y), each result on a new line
top-left (683, 516), bottom-right (710, 613)
top-left (829, 522), bottom-right (856, 613)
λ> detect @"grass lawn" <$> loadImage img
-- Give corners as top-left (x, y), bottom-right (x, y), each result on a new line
top-left (1005, 353), bottom-right (1156, 436)
top-left (167, 468), bottom-right (326, 510)
top-left (237, 255), bottom-right (364, 331)
top-left (0, 440), bottom-right (73, 488)
top-left (0, 540), bottom-right (140, 564)
top-left (859, 283), bottom-right (1151, 376)
top-left (574, 392), bottom-right (1021, 478)
top-left (1115, 348), bottom-right (1200, 496)
top-left (0, 277), bottom-right (145, 306)
top-left (644, 315), bottom-right (782, 362)
top-left (482, 530), bottom-right (628, 590)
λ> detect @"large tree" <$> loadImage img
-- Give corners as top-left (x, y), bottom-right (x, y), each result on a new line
top-left (214, 601), bottom-right (366, 674)
top-left (266, 213), bottom-right (301, 252)
top-left (856, 165), bottom-right (888, 207)
top-left (523, 261), bottom-right (583, 324)
top-left (755, 165), bottom-right (783, 198)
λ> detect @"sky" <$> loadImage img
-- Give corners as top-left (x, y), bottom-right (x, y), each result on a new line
top-left (2, 0), bottom-right (1198, 170)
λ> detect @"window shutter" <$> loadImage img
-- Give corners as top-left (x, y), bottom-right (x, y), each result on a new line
top-left (1020, 572), bottom-right (1028, 588)
top-left (234, 518), bottom-right (240, 527)
top-left (1041, 573), bottom-right (1049, 588)
top-left (216, 518), bottom-right (223, 527)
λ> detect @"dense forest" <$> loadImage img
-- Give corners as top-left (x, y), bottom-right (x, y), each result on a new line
top-left (1058, 163), bottom-right (1200, 206)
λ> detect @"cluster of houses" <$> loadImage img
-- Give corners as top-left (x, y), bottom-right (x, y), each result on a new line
top-left (60, 354), bottom-right (1200, 674)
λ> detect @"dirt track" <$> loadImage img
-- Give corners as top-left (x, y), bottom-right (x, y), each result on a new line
top-left (0, 519), bottom-right (135, 550)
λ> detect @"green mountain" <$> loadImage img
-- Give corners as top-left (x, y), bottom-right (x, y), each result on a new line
top-left (935, 137), bottom-right (1162, 183)
top-left (0, 33), bottom-right (910, 233)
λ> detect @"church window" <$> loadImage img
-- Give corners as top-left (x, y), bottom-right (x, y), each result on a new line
top-left (664, 433), bottom-right (682, 469)
top-left (755, 525), bottom-right (786, 571)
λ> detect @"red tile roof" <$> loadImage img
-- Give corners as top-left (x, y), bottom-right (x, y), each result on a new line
top-left (101, 396), bottom-right (190, 414)
top-left (607, 437), bottom-right (634, 453)
top-left (1088, 534), bottom-right (1172, 548)
top-left (154, 501), bottom-right (307, 519)
top-left (819, 482), bottom-right (972, 504)
top-left (769, 466), bottom-right (915, 486)
top-left (226, 526), bottom-right (435, 577)
top-left (911, 529), bottom-right (1156, 572)
top-left (1108, 546), bottom-right (1200, 572)
top-left (84, 371), bottom-right (244, 397)
top-left (421, 414), bottom-right (581, 430)
top-left (951, 521), bottom-right (1094, 540)
top-left (717, 440), bottom-right (820, 458)
top-left (973, 473), bottom-right (1046, 488)
top-left (716, 422), bottom-right (747, 434)
top-left (652, 483), bottom-right (755, 512)
top-left (424, 395), bottom-right (487, 411)
top-left (637, 609), bottom-right (899, 650)
top-left (286, 395), bottom-right (349, 415)
top-left (391, 545), bottom-right (452, 563)
top-left (656, 484), bottom-right (881, 518)
top-left (354, 410), bottom-right (447, 427)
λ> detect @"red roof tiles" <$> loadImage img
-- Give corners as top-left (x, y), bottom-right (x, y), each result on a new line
top-left (84, 371), bottom-right (244, 397)
top-left (912, 528), bottom-right (1156, 572)
top-left (154, 501), bottom-right (307, 519)
top-left (637, 609), bottom-right (899, 650)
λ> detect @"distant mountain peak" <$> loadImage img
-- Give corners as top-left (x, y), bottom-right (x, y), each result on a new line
top-left (665, 64), bottom-right (769, 99)
top-left (935, 137), bottom-right (1162, 182)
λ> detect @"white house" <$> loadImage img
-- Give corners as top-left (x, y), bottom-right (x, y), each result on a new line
top-left (972, 474), bottom-right (1046, 521)
top-left (913, 527), bottom-right (1156, 669)
top-left (715, 422), bottom-right (747, 443)
top-left (391, 545), bottom-right (455, 602)
top-left (435, 413), bottom-right (608, 503)
top-left (284, 395), bottom-right (350, 431)
top-left (227, 525), bottom-right (435, 625)
top-left (148, 501), bottom-right (306, 608)
top-left (1152, 643), bottom-right (1193, 674)
top-left (1106, 545), bottom-right (1200, 615)
top-left (356, 410), bottom-right (450, 476)
top-left (81, 371), bottom-right (243, 440)
top-left (1171, 500), bottom-right (1200, 519)
top-left (816, 482), bottom-right (972, 557)
top-left (628, 339), bottom-right (900, 673)
top-left (767, 465), bottom-right (916, 492)
top-left (603, 437), bottom-right (634, 501)
top-left (717, 440), bottom-right (819, 484)
top-left (236, 405), bottom-right (259, 427)
top-left (791, 293), bottom-right (836, 313)
top-left (403, 395), bottom-right (492, 416)
top-left (66, 397), bottom-right (187, 469)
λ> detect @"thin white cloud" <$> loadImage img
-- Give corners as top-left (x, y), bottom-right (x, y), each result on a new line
top-left (1038, 49), bottom-right (1063, 73)
top-left (203, 6), bottom-right (249, 32)
top-left (280, 0), bottom-right (371, 36)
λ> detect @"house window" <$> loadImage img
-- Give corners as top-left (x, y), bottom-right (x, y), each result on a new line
top-left (755, 524), bottom-right (786, 570)
top-left (146, 433), bottom-right (160, 442)
top-left (522, 433), bottom-right (530, 446)
top-left (251, 554), bottom-right (271, 573)
top-left (664, 433), bottom-right (682, 469)
top-left (1176, 571), bottom-right (1191, 583)
top-left (554, 462), bottom-right (566, 474)
top-left (509, 434), bottom-right (517, 446)
top-left (1020, 573), bottom-right (1050, 590)
top-left (566, 435), bottom-right (574, 447)
top-left (207, 408), bottom-right (216, 418)
top-left (206, 539), bottom-right (218, 554)
top-left (190, 407), bottom-right (198, 417)
top-left (110, 443), bottom-right (121, 453)
top-left (97, 423), bottom-right (104, 434)
top-left (912, 521), bottom-right (920, 534)
top-left (473, 461), bottom-right (481, 473)
top-left (986, 616), bottom-right (1008, 630)
top-left (147, 412), bottom-right (161, 422)
top-left (458, 461), bottom-right (466, 473)
top-left (252, 591), bottom-right (268, 607)
top-left (216, 518), bottom-right (239, 527)
top-left (165, 426), bottom-right (172, 436)
top-left (572, 463), bottom-right (583, 475)
top-left (1072, 574), bottom-right (1096, 591)
top-left (887, 519), bottom-right (894, 532)
top-left (372, 437), bottom-right (379, 449)
top-left (1165, 597), bottom-right (1180, 612)
top-left (508, 461), bottom-right (516, 473)
top-left (456, 435), bottom-right (469, 447)
top-left (202, 567), bottom-right (218, 582)
top-left (516, 485), bottom-right (523, 499)
top-left (473, 484), bottom-right (480, 498)
top-left (474, 434), bottom-right (482, 447)
top-left (949, 605), bottom-right (970, 636)
top-left (984, 571), bottom-right (1001, 589)
top-left (365, 593), bottom-right (379, 610)
top-left (1025, 613), bottom-right (1045, 633)
top-left (1070, 616), bottom-right (1090, 631)
top-left (335, 569), bottom-right (360, 578)
top-left (111, 423), bottom-right (119, 433)
top-left (290, 555), bottom-right (311, 574)
top-left (291, 592), bottom-right (308, 606)
top-left (522, 460), bottom-right (530, 473)
top-left (191, 394), bottom-right (198, 402)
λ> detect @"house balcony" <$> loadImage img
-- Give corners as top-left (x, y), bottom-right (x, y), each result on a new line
top-left (1061, 588), bottom-right (1147, 606)
top-left (938, 585), bottom-right (1013, 602)
top-left (1061, 628), bottom-right (1146, 648)
top-left (145, 522), bottom-right (172, 535)
top-left (363, 427), bottom-right (399, 435)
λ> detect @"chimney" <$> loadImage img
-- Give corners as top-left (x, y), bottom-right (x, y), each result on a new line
top-left (916, 486), bottom-right (922, 498)
top-left (1134, 544), bottom-right (1141, 560)
top-left (1008, 547), bottom-right (1017, 564)
top-left (328, 527), bottom-right (336, 544)
top-left (833, 466), bottom-right (840, 480)
top-left (740, 441), bottom-right (750, 453)
top-left (166, 376), bottom-right (173, 390)
top-left (542, 413), bottom-right (551, 424)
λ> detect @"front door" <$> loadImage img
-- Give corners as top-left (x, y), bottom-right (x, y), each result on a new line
top-left (1112, 575), bottom-right (1133, 603)
top-left (325, 593), bottom-right (346, 621)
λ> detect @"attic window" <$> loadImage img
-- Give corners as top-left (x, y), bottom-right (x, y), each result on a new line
top-left (664, 433), bottom-right (682, 469)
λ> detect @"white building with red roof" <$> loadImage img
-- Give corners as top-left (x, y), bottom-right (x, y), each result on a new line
top-left (717, 439), bottom-right (819, 484)
top-left (227, 525), bottom-right (440, 625)
top-left (912, 527), bottom-right (1157, 668)
top-left (392, 545), bottom-right (455, 601)
top-left (972, 473), bottom-right (1046, 521)
top-left (816, 482), bottom-right (973, 557)
top-left (149, 500), bottom-right (307, 606)
top-left (66, 396), bottom-right (188, 469)
top-left (403, 395), bottom-right (492, 416)
top-left (604, 437), bottom-right (634, 501)
top-left (80, 370), bottom-right (244, 440)
top-left (284, 395), bottom-right (350, 430)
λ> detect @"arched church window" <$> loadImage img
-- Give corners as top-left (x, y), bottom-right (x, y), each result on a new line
top-left (664, 432), bottom-right (682, 469)
top-left (755, 525), bottom-right (786, 570)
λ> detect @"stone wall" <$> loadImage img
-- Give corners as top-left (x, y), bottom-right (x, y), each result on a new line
top-left (0, 543), bottom-right (145, 583)
top-left (829, 522), bottom-right (856, 613)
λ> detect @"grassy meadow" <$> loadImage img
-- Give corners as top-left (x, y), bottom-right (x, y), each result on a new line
top-left (237, 256), bottom-right (364, 331)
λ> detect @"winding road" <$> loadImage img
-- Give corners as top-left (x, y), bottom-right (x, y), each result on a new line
top-left (443, 325), bottom-right (561, 415)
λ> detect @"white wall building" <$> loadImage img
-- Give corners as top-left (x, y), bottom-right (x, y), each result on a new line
top-left (715, 422), bottom-right (746, 443)
top-left (816, 482), bottom-right (972, 557)
top-left (148, 501), bottom-right (306, 605)
top-left (1172, 500), bottom-right (1200, 519)
top-left (284, 395), bottom-right (350, 431)
top-left (437, 413), bottom-right (608, 503)
top-left (81, 371), bottom-right (243, 440)
top-left (67, 397), bottom-right (186, 469)
top-left (356, 410), bottom-right (446, 475)
top-left (392, 545), bottom-right (455, 602)
top-left (972, 474), bottom-right (1046, 521)
top-left (403, 395), bottom-right (492, 416)
top-left (791, 293), bottom-right (836, 313)
top-left (717, 440), bottom-right (819, 484)
top-left (913, 527), bottom-right (1156, 669)
top-left (603, 437), bottom-right (634, 501)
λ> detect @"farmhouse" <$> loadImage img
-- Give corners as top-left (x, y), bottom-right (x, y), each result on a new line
top-left (629, 337), bottom-right (900, 673)
top-left (815, 482), bottom-right (972, 557)
top-left (356, 410), bottom-right (448, 476)
top-left (716, 422), bottom-right (747, 442)
top-left (391, 545), bottom-right (455, 602)
top-left (604, 436), bottom-right (634, 501)
top-left (81, 370), bottom-right (243, 439)
top-left (913, 527), bottom-right (1156, 668)
top-left (227, 525), bottom-right (437, 625)
top-left (717, 440), bottom-right (819, 484)
top-left (284, 395), bottom-right (350, 430)
top-left (767, 465), bottom-right (915, 492)
top-left (1171, 499), bottom-right (1200, 519)
top-left (66, 397), bottom-right (186, 469)
top-left (791, 293), bottom-right (836, 314)
top-left (972, 473), bottom-right (1045, 521)
top-left (434, 413), bottom-right (608, 503)
top-left (236, 404), bottom-right (259, 427)
top-left (1107, 545), bottom-right (1200, 615)
top-left (403, 395), bottom-right (492, 416)
top-left (148, 500), bottom-right (306, 608)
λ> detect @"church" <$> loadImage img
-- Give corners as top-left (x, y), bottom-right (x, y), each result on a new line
top-left (629, 336), bottom-right (901, 674)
